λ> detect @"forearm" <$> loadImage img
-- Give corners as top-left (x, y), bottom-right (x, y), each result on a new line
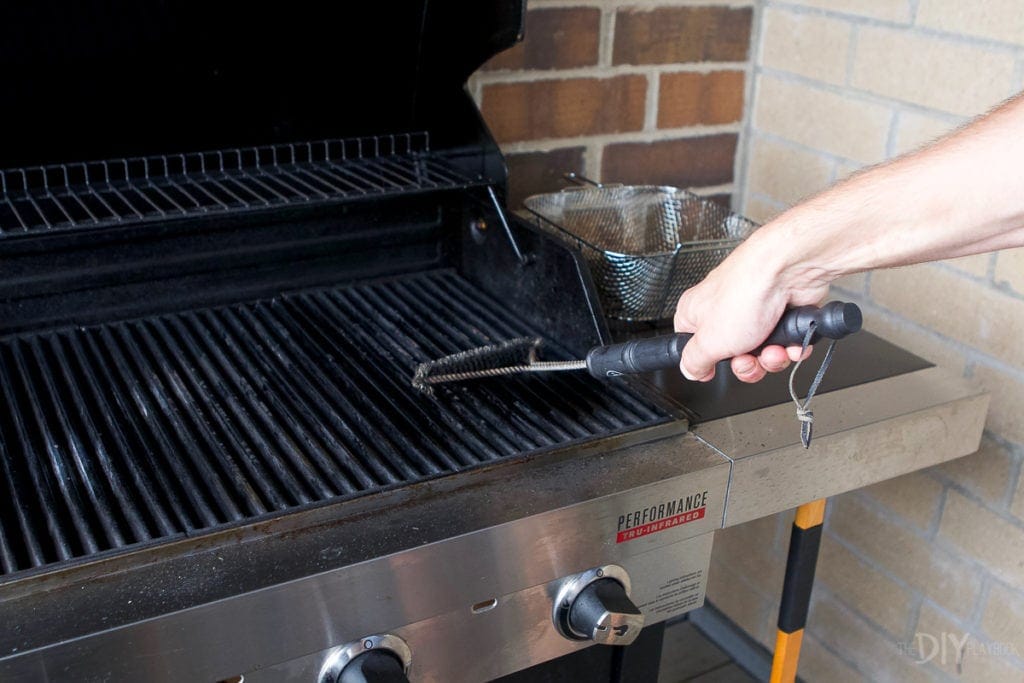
top-left (752, 92), bottom-right (1024, 294)
top-left (675, 90), bottom-right (1024, 382)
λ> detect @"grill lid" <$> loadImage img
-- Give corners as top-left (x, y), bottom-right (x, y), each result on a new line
top-left (0, 1), bottom-right (524, 169)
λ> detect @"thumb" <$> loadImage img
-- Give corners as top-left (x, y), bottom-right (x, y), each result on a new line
top-left (679, 334), bottom-right (717, 382)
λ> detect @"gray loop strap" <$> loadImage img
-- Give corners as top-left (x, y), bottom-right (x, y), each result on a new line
top-left (788, 322), bottom-right (838, 448)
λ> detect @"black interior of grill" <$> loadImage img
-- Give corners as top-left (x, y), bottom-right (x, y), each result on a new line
top-left (0, 0), bottom-right (683, 580)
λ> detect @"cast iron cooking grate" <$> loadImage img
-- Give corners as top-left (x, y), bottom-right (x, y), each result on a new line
top-left (0, 270), bottom-right (674, 577)
top-left (0, 133), bottom-right (478, 238)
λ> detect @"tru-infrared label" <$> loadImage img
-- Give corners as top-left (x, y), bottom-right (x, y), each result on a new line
top-left (615, 491), bottom-right (708, 543)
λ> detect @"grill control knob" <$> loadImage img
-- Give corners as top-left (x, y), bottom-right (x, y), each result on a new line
top-left (336, 650), bottom-right (407, 683)
top-left (553, 565), bottom-right (644, 646)
top-left (569, 578), bottom-right (645, 644)
top-left (318, 634), bottom-right (411, 683)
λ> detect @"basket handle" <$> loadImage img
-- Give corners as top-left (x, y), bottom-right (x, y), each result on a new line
top-left (562, 172), bottom-right (623, 191)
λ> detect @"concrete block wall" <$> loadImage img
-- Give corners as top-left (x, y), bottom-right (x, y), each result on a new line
top-left (469, 1), bottom-right (755, 209)
top-left (719, 2), bottom-right (1024, 681)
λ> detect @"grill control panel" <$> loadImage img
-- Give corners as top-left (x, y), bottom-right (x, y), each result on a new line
top-left (233, 448), bottom-right (725, 682)
top-left (247, 532), bottom-right (714, 682)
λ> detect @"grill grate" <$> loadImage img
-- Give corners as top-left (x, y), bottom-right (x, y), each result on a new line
top-left (0, 133), bottom-right (478, 238)
top-left (0, 270), bottom-right (674, 576)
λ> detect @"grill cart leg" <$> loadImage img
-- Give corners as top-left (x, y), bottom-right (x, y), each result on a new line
top-left (769, 498), bottom-right (826, 683)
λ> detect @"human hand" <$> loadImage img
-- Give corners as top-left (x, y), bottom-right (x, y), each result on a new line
top-left (673, 230), bottom-right (830, 383)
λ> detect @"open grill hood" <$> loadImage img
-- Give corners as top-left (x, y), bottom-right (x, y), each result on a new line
top-left (0, 1), bottom-right (523, 172)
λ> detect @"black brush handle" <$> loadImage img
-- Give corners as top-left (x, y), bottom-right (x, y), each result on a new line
top-left (761, 301), bottom-right (863, 347)
top-left (584, 301), bottom-right (862, 379)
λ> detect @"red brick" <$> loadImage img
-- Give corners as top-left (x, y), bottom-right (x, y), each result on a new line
top-left (613, 7), bottom-right (753, 65)
top-left (658, 71), bottom-right (746, 128)
top-left (481, 76), bottom-right (647, 144)
top-left (601, 135), bottom-right (737, 187)
top-left (484, 8), bottom-right (600, 71)
top-left (504, 147), bottom-right (586, 210)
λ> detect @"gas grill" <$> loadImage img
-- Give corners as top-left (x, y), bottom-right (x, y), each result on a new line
top-left (0, 2), bottom-right (988, 682)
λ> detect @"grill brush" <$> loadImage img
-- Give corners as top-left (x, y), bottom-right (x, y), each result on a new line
top-left (412, 301), bottom-right (862, 391)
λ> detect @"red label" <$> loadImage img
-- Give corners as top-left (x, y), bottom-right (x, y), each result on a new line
top-left (615, 507), bottom-right (706, 543)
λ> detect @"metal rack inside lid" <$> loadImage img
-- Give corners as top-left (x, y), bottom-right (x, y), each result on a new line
top-left (0, 133), bottom-right (478, 238)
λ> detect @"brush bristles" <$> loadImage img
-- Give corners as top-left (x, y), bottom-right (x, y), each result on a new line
top-left (411, 337), bottom-right (543, 393)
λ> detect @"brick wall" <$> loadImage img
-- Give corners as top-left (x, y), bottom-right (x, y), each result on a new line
top-left (469, 1), bottom-right (755, 209)
top-left (719, 2), bottom-right (1024, 681)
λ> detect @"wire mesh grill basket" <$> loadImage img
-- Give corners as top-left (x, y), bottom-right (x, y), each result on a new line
top-left (524, 185), bottom-right (758, 322)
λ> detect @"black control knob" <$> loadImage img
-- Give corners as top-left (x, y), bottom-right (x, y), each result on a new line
top-left (567, 578), bottom-right (644, 645)
top-left (319, 635), bottom-right (412, 683)
top-left (336, 649), bottom-right (409, 683)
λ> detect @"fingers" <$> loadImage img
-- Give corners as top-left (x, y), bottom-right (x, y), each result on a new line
top-left (757, 345), bottom-right (792, 373)
top-left (679, 355), bottom-right (716, 382)
top-left (731, 354), bottom-right (766, 383)
top-left (729, 345), bottom-right (812, 382)
top-left (787, 344), bottom-right (813, 362)
top-left (731, 346), bottom-right (788, 382)
top-left (678, 336), bottom-right (718, 382)
top-left (675, 291), bottom-right (719, 381)
top-left (683, 341), bottom-right (813, 383)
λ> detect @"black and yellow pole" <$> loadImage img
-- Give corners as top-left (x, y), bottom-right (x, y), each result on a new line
top-left (769, 498), bottom-right (827, 683)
